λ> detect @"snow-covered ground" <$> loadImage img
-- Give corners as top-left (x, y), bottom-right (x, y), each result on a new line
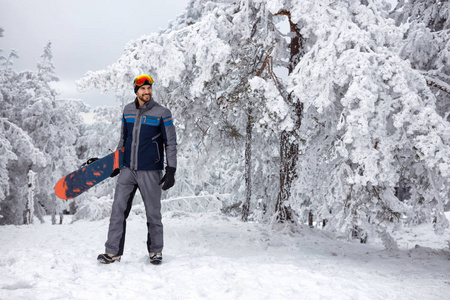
top-left (1, 209), bottom-right (449, 300)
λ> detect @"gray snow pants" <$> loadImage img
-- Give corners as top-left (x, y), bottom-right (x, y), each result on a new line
top-left (105, 167), bottom-right (163, 255)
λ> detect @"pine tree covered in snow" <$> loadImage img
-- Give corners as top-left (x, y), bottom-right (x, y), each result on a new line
top-left (0, 118), bottom-right (44, 224)
top-left (0, 43), bottom-right (46, 224)
top-left (0, 36), bottom-right (82, 224)
top-left (21, 42), bottom-right (83, 221)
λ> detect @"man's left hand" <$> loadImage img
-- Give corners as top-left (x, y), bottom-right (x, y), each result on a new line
top-left (159, 166), bottom-right (176, 190)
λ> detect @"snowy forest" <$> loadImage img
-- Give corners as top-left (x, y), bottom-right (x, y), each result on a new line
top-left (1, 0), bottom-right (450, 250)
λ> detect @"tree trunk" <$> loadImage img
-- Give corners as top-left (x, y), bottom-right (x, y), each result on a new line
top-left (275, 129), bottom-right (299, 222)
top-left (274, 10), bottom-right (304, 223)
top-left (24, 169), bottom-right (36, 225)
top-left (242, 104), bottom-right (253, 222)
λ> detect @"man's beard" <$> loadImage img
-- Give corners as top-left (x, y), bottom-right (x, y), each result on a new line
top-left (138, 94), bottom-right (151, 103)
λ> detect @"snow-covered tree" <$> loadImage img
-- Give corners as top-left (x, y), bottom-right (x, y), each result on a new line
top-left (0, 118), bottom-right (45, 224)
top-left (0, 125), bottom-right (16, 205)
top-left (19, 42), bottom-right (83, 221)
top-left (0, 42), bottom-right (44, 223)
top-left (391, 0), bottom-right (450, 225)
top-left (276, 0), bottom-right (450, 242)
top-left (0, 36), bottom-right (82, 224)
top-left (393, 0), bottom-right (450, 120)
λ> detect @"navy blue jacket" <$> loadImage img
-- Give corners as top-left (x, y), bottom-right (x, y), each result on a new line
top-left (118, 98), bottom-right (177, 170)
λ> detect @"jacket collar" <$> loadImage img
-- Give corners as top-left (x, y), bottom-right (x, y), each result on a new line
top-left (134, 97), bottom-right (156, 111)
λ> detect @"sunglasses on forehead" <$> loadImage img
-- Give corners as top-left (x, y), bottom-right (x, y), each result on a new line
top-left (134, 75), bottom-right (154, 87)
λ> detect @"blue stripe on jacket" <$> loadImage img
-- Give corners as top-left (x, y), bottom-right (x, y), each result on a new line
top-left (163, 116), bottom-right (173, 126)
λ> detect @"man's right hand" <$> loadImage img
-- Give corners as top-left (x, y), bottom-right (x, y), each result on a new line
top-left (110, 169), bottom-right (120, 177)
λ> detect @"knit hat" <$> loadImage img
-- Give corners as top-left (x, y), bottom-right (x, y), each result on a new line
top-left (133, 75), bottom-right (153, 94)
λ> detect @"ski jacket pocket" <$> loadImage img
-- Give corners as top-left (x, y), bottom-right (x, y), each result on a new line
top-left (152, 133), bottom-right (162, 141)
top-left (152, 133), bottom-right (162, 163)
top-left (142, 116), bottom-right (161, 126)
top-left (153, 141), bottom-right (161, 163)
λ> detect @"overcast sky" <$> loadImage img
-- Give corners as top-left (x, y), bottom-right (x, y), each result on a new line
top-left (0, 0), bottom-right (190, 107)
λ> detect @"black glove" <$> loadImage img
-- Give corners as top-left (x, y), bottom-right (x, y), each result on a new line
top-left (110, 168), bottom-right (120, 178)
top-left (159, 166), bottom-right (176, 191)
top-left (81, 157), bottom-right (99, 168)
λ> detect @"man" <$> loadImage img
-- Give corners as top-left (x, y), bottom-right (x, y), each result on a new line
top-left (97, 74), bottom-right (177, 265)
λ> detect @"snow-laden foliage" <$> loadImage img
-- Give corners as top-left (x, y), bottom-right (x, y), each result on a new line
top-left (72, 196), bottom-right (114, 222)
top-left (72, 193), bottom-right (227, 222)
top-left (279, 0), bottom-right (450, 239)
top-left (77, 0), bottom-right (284, 220)
top-left (0, 118), bottom-right (45, 224)
top-left (393, 0), bottom-right (450, 32)
top-left (0, 128), bottom-right (16, 202)
top-left (393, 0), bottom-right (450, 123)
top-left (0, 38), bottom-right (82, 224)
top-left (76, 106), bottom-right (122, 161)
top-left (75, 0), bottom-right (450, 245)
top-left (391, 0), bottom-right (450, 232)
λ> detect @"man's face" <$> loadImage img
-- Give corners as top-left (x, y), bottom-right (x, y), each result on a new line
top-left (136, 85), bottom-right (152, 103)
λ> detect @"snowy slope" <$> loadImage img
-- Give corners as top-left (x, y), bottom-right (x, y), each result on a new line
top-left (1, 210), bottom-right (449, 300)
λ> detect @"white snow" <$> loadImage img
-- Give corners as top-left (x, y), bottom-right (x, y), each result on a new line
top-left (79, 111), bottom-right (96, 125)
top-left (1, 209), bottom-right (449, 300)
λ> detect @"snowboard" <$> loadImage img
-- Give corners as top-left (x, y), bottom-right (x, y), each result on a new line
top-left (55, 148), bottom-right (124, 200)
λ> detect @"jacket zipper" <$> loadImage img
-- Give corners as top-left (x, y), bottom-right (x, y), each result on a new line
top-left (131, 109), bottom-right (142, 170)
